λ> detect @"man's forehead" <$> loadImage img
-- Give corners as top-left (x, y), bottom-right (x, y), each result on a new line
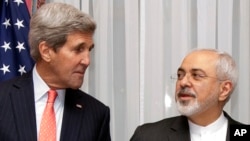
top-left (183, 50), bottom-right (218, 63)
top-left (180, 51), bottom-right (218, 72)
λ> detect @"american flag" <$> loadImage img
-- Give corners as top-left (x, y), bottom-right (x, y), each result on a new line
top-left (0, 0), bottom-right (34, 82)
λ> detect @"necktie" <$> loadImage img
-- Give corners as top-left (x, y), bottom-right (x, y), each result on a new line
top-left (39, 90), bottom-right (58, 141)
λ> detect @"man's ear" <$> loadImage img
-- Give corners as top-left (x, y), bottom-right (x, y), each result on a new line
top-left (219, 80), bottom-right (233, 101)
top-left (38, 41), bottom-right (52, 62)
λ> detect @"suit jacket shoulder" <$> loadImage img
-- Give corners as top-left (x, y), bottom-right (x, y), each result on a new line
top-left (60, 89), bottom-right (111, 141)
top-left (130, 116), bottom-right (191, 141)
top-left (131, 111), bottom-right (245, 141)
top-left (0, 72), bottom-right (37, 141)
top-left (223, 111), bottom-right (245, 125)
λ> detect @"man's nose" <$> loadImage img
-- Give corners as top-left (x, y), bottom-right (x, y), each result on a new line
top-left (81, 52), bottom-right (90, 65)
top-left (178, 74), bottom-right (192, 87)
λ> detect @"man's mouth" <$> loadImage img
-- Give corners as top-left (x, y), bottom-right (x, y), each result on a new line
top-left (74, 70), bottom-right (85, 77)
top-left (178, 93), bottom-right (196, 100)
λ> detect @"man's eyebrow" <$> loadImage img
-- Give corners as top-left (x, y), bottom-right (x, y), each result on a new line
top-left (177, 68), bottom-right (185, 72)
top-left (75, 42), bottom-right (85, 47)
top-left (191, 68), bottom-right (206, 74)
top-left (177, 68), bottom-right (206, 73)
top-left (76, 42), bottom-right (94, 49)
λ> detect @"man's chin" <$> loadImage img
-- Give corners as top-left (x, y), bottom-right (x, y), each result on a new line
top-left (69, 81), bottom-right (83, 89)
top-left (177, 102), bottom-right (201, 116)
top-left (177, 99), bottom-right (192, 106)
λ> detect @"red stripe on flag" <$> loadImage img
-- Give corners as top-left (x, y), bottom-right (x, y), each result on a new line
top-left (25, 0), bottom-right (32, 15)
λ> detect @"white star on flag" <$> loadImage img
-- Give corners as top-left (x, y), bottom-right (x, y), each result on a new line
top-left (16, 41), bottom-right (25, 52)
top-left (14, 0), bottom-right (24, 6)
top-left (0, 0), bottom-right (34, 82)
top-left (0, 64), bottom-right (11, 75)
top-left (1, 41), bottom-right (11, 52)
top-left (2, 18), bottom-right (11, 29)
top-left (14, 18), bottom-right (25, 29)
top-left (18, 65), bottom-right (26, 75)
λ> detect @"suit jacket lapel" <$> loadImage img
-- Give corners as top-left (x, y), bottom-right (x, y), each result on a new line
top-left (60, 89), bottom-right (85, 141)
top-left (224, 111), bottom-right (243, 141)
top-left (10, 72), bottom-right (37, 141)
top-left (168, 116), bottom-right (191, 141)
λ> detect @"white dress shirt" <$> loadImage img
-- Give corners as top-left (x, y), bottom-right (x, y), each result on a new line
top-left (33, 66), bottom-right (65, 141)
top-left (188, 112), bottom-right (228, 141)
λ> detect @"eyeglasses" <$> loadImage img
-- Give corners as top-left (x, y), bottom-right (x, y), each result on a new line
top-left (170, 72), bottom-right (225, 81)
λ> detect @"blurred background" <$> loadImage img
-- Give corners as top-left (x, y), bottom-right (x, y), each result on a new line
top-left (2, 0), bottom-right (250, 141)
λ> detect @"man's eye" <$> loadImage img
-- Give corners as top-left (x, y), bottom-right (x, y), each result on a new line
top-left (177, 73), bottom-right (185, 79)
top-left (192, 73), bottom-right (204, 79)
top-left (89, 46), bottom-right (94, 51)
top-left (75, 47), bottom-right (84, 52)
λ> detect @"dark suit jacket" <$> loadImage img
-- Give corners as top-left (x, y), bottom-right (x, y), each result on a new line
top-left (0, 72), bottom-right (111, 141)
top-left (130, 111), bottom-right (244, 141)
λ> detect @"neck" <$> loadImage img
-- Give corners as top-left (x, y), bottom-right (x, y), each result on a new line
top-left (35, 62), bottom-right (63, 89)
top-left (188, 108), bottom-right (223, 126)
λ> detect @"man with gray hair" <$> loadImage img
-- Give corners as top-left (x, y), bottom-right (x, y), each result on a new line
top-left (131, 48), bottom-right (245, 141)
top-left (0, 2), bottom-right (111, 141)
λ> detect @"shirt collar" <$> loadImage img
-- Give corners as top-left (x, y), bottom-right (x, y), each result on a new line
top-left (188, 112), bottom-right (228, 134)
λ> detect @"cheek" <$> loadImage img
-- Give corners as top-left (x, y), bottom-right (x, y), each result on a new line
top-left (51, 55), bottom-right (75, 74)
top-left (56, 52), bottom-right (78, 66)
top-left (175, 83), bottom-right (180, 93)
top-left (195, 82), bottom-right (217, 100)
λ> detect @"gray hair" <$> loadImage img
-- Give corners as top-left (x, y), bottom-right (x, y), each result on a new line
top-left (29, 2), bottom-right (96, 61)
top-left (190, 48), bottom-right (238, 94)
